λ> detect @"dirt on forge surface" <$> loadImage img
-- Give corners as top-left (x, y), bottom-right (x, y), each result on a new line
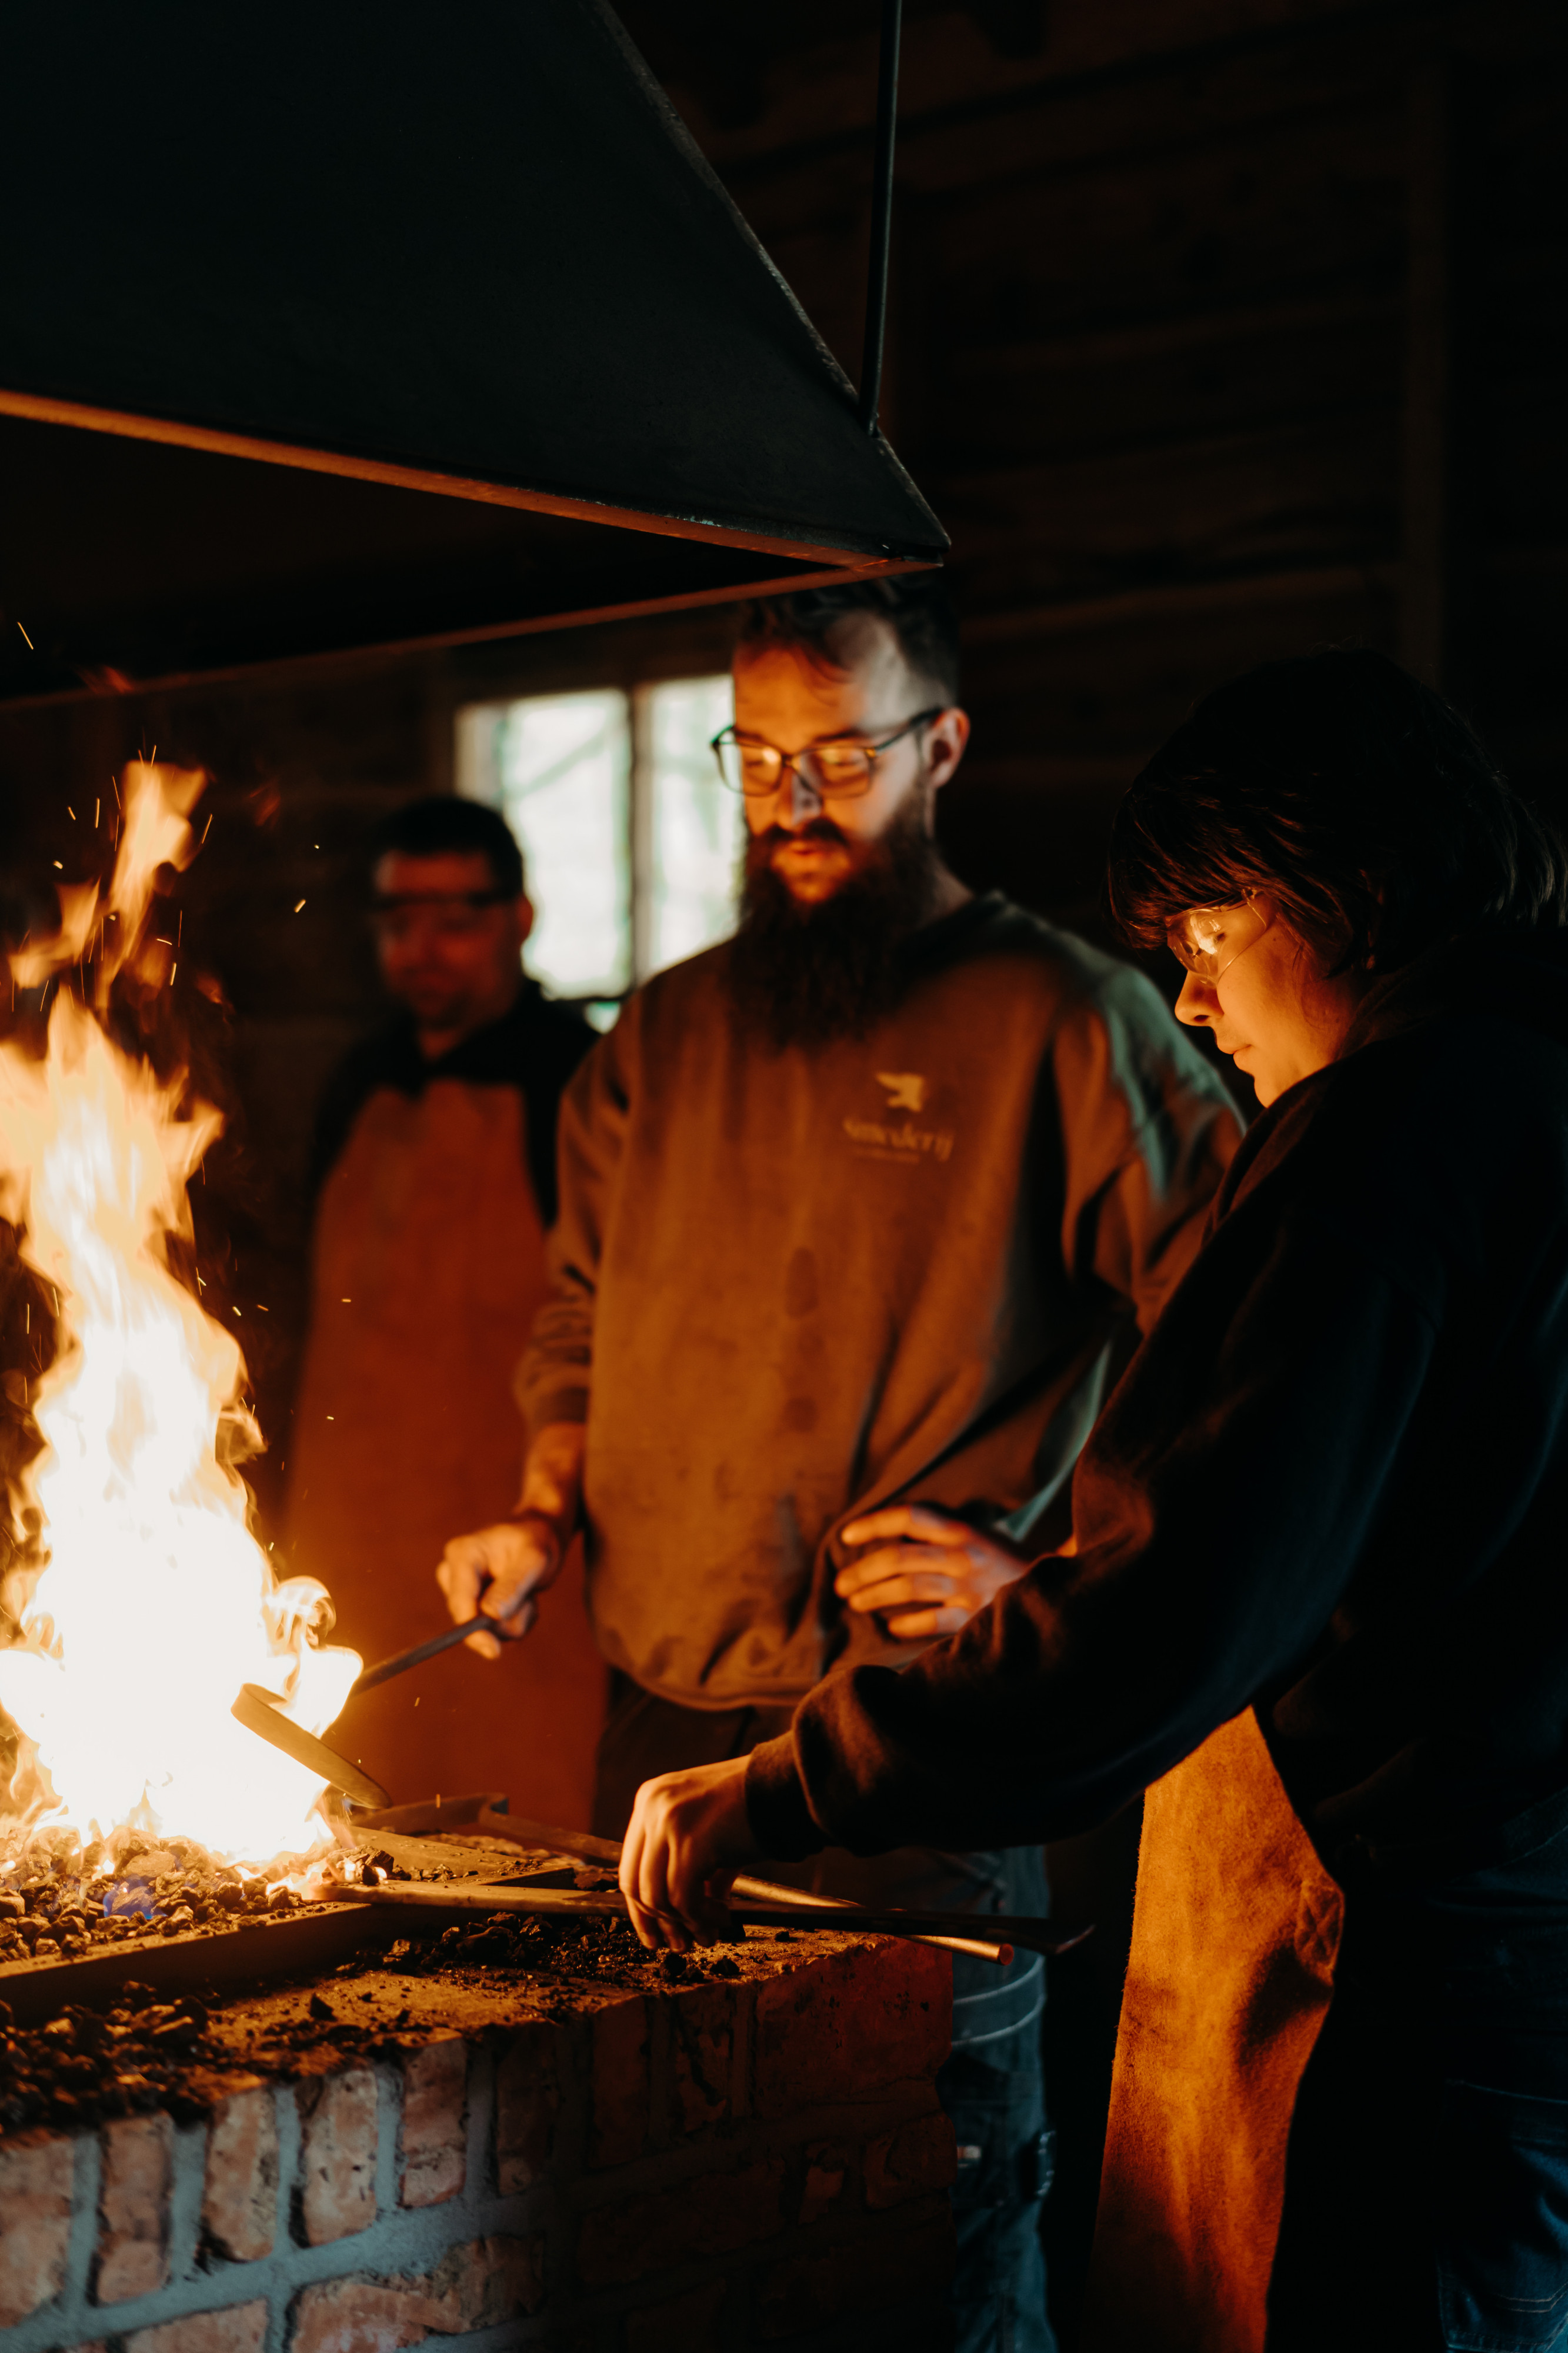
top-left (0, 1900), bottom-right (838, 2142)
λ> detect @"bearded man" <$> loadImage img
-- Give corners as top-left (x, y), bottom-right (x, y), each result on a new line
top-left (438, 576), bottom-right (1242, 2352)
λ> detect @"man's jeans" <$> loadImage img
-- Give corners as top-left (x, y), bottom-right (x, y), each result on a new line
top-left (942, 1844), bottom-right (1056, 2353)
top-left (596, 1675), bottom-right (1057, 2352)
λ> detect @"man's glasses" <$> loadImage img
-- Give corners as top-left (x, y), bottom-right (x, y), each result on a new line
top-left (1165, 892), bottom-right (1274, 981)
top-left (711, 708), bottom-right (944, 801)
top-left (370, 889), bottom-right (513, 941)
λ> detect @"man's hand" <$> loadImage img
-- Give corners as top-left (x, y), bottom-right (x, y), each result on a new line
top-left (835, 1505), bottom-right (1032, 1639)
top-left (619, 1758), bottom-right (759, 1952)
top-left (436, 1420), bottom-right (585, 1661)
top-left (437, 1517), bottom-right (559, 1659)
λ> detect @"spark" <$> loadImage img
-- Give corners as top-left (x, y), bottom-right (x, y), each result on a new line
top-left (111, 775), bottom-right (121, 810)
top-left (256, 1304), bottom-right (269, 1313)
top-left (201, 814), bottom-right (213, 844)
top-left (95, 801), bottom-right (100, 828)
top-left (66, 808), bottom-right (75, 822)
top-left (232, 1307), bottom-right (242, 1319)
top-left (52, 861), bottom-right (62, 871)
top-left (293, 899), bottom-right (306, 914)
top-left (16, 623), bottom-right (32, 651)
top-left (341, 1297), bottom-right (352, 1305)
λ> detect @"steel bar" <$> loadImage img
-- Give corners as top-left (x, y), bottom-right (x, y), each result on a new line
top-left (0, 1903), bottom-right (395, 2027)
top-left (465, 1807), bottom-right (1075, 1964)
top-left (857, 0), bottom-right (903, 433)
top-left (351, 1879), bottom-right (1023, 1962)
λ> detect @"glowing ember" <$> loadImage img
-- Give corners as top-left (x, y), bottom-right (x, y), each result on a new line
top-left (0, 764), bottom-right (359, 1860)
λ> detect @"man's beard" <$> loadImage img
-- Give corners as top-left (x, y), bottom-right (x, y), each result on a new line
top-left (726, 798), bottom-right (947, 1052)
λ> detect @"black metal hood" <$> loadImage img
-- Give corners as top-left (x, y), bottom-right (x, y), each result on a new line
top-left (0, 0), bottom-right (946, 706)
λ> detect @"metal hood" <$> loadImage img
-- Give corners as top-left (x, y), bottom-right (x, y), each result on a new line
top-left (0, 0), bottom-right (946, 706)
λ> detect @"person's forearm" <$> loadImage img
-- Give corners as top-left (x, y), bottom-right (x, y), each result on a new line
top-left (515, 1420), bottom-right (586, 1539)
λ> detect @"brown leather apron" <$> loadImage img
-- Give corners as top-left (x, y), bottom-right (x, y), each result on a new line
top-left (287, 1079), bottom-right (605, 1824)
top-left (1082, 1709), bottom-right (1344, 2353)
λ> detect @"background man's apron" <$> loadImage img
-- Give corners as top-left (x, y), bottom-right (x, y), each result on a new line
top-left (1082, 1709), bottom-right (1343, 2353)
top-left (287, 1079), bottom-right (605, 1822)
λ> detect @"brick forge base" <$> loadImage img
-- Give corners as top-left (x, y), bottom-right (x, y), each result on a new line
top-left (0, 1931), bottom-right (955, 2353)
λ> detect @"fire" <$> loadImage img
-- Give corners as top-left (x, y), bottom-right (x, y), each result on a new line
top-left (0, 764), bottom-right (359, 1860)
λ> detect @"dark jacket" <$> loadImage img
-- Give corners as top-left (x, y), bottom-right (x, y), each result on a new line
top-left (310, 982), bottom-right (593, 1223)
top-left (520, 893), bottom-right (1241, 1711)
top-left (747, 931), bottom-right (1568, 1889)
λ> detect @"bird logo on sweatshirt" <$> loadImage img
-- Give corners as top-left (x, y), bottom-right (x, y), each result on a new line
top-left (876, 1071), bottom-right (928, 1113)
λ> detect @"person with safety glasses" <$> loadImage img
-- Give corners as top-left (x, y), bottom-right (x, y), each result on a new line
top-left (616, 646), bottom-right (1568, 2353)
top-left (438, 575), bottom-right (1240, 2353)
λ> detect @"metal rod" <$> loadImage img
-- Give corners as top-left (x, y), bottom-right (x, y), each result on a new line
top-left (857, 0), bottom-right (903, 434)
top-left (459, 1807), bottom-right (1086, 1965)
top-left (348, 1603), bottom-right (534, 1699)
top-left (351, 1879), bottom-right (1022, 1963)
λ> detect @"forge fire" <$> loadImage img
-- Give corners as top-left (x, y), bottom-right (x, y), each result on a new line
top-left (0, 764), bottom-right (358, 1876)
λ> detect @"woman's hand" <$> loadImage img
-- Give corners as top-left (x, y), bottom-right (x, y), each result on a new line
top-left (619, 1757), bottom-right (759, 1951)
top-left (835, 1504), bottom-right (1032, 1639)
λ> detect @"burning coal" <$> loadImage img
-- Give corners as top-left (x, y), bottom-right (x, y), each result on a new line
top-left (0, 764), bottom-right (359, 1861)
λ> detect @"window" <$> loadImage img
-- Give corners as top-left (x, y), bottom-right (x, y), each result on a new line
top-left (456, 675), bottom-right (738, 1015)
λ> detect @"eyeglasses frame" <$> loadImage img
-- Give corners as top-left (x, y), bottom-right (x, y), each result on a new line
top-left (1165, 889), bottom-right (1275, 981)
top-left (709, 706), bottom-right (946, 801)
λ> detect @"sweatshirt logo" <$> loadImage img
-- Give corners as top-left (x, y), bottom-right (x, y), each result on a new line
top-left (843, 1072), bottom-right (955, 1165)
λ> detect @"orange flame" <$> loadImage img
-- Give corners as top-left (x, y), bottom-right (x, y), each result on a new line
top-left (0, 764), bottom-right (359, 1858)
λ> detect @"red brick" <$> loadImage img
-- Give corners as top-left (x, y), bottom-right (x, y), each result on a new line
top-left (495, 2023), bottom-right (560, 2194)
top-left (670, 1983), bottom-right (735, 2137)
top-left (202, 2084), bottom-right (278, 2262)
top-left (0, 2130), bottom-right (74, 2325)
top-left (288, 2235), bottom-right (544, 2352)
top-left (752, 1942), bottom-right (950, 2119)
top-left (625, 2276), bottom-right (727, 2351)
top-left (399, 2037), bottom-right (466, 2208)
top-left (865, 2111), bottom-right (958, 2209)
top-left (590, 1995), bottom-right (649, 2168)
top-left (95, 2112), bottom-right (173, 2304)
top-left (799, 2138), bottom-right (850, 2226)
top-left (577, 2157), bottom-right (786, 2288)
top-left (125, 2302), bottom-right (268, 2352)
top-left (758, 2212), bottom-right (956, 2341)
top-left (296, 2067), bottom-right (378, 2244)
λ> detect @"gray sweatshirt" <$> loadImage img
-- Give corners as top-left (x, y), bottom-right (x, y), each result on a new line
top-left (520, 893), bottom-right (1241, 1711)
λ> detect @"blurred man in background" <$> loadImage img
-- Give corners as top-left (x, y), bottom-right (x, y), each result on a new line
top-left (288, 797), bottom-right (600, 1820)
top-left (437, 579), bottom-right (1242, 2351)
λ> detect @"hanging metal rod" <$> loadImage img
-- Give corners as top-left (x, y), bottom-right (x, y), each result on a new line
top-left (858, 0), bottom-right (903, 434)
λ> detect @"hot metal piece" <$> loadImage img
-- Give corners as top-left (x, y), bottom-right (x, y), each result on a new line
top-left (231, 1685), bottom-right (391, 1809)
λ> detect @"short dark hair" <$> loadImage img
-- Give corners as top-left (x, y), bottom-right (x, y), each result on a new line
top-left (368, 796), bottom-right (525, 897)
top-left (736, 572), bottom-right (960, 705)
top-left (1107, 649), bottom-right (1568, 974)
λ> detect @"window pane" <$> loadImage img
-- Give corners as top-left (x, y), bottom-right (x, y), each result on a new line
top-left (639, 675), bottom-right (739, 979)
top-left (496, 690), bottom-right (631, 999)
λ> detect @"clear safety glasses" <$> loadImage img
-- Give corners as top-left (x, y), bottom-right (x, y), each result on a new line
top-left (1165, 891), bottom-right (1275, 981)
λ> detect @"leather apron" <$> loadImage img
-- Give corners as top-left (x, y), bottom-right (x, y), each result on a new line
top-left (1082, 1709), bottom-right (1344, 2353)
top-left (287, 1078), bottom-right (605, 1823)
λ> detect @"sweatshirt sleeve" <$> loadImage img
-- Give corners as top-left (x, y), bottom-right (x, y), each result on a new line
top-left (745, 1169), bottom-right (1439, 1861)
top-left (1052, 965), bottom-right (1243, 1337)
top-left (515, 1014), bottom-right (632, 1437)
